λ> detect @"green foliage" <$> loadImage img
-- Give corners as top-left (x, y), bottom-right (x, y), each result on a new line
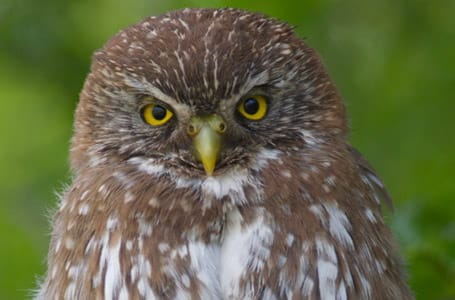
top-left (0, 0), bottom-right (453, 298)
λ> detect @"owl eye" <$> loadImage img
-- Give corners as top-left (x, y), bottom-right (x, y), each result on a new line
top-left (141, 103), bottom-right (174, 126)
top-left (237, 95), bottom-right (268, 121)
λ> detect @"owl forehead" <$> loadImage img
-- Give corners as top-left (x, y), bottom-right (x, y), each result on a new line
top-left (95, 8), bottom-right (304, 105)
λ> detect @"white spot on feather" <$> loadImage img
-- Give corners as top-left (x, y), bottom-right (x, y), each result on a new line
top-left (51, 265), bottom-right (57, 280)
top-left (118, 286), bottom-right (129, 300)
top-left (181, 274), bottom-right (191, 288)
top-left (85, 236), bottom-right (97, 254)
top-left (309, 204), bottom-right (325, 224)
top-left (126, 240), bottom-right (133, 251)
top-left (337, 280), bottom-right (348, 300)
top-left (129, 157), bottom-right (164, 175)
top-left (148, 197), bottom-right (159, 207)
top-left (78, 204), bottom-right (89, 215)
top-left (149, 30), bottom-right (157, 39)
top-left (158, 242), bottom-right (170, 253)
top-left (55, 239), bottom-right (61, 253)
top-left (124, 191), bottom-right (134, 203)
top-left (359, 273), bottom-right (372, 298)
top-left (365, 208), bottom-right (377, 223)
top-left (302, 277), bottom-right (314, 296)
top-left (262, 288), bottom-right (278, 299)
top-left (375, 259), bottom-right (386, 273)
top-left (91, 233), bottom-right (124, 297)
top-left (187, 242), bottom-right (221, 298)
top-left (316, 238), bottom-right (338, 299)
top-left (221, 208), bottom-right (274, 298)
top-left (104, 237), bottom-right (122, 300)
top-left (324, 204), bottom-right (354, 249)
top-left (300, 129), bottom-right (320, 145)
top-left (277, 255), bottom-right (287, 268)
top-left (281, 170), bottom-right (292, 178)
top-left (98, 184), bottom-right (107, 195)
top-left (64, 237), bottom-right (75, 250)
top-left (286, 233), bottom-right (295, 247)
top-left (137, 217), bottom-right (153, 237)
top-left (252, 148), bottom-right (281, 171)
top-left (200, 169), bottom-right (252, 202)
top-left (80, 190), bottom-right (89, 200)
top-left (106, 216), bottom-right (119, 231)
top-left (134, 254), bottom-right (155, 298)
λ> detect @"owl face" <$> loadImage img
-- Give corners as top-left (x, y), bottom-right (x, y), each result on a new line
top-left (72, 8), bottom-right (346, 179)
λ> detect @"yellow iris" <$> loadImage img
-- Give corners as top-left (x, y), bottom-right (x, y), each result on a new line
top-left (237, 95), bottom-right (268, 120)
top-left (142, 103), bottom-right (174, 126)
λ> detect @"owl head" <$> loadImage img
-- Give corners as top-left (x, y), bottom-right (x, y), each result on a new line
top-left (71, 8), bottom-right (347, 179)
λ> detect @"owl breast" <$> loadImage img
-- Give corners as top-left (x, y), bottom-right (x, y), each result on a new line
top-left (154, 206), bottom-right (275, 299)
top-left (98, 163), bottom-right (276, 298)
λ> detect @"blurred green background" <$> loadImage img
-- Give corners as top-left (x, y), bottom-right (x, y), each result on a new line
top-left (0, 0), bottom-right (453, 299)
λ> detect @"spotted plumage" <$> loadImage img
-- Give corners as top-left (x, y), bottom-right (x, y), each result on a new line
top-left (36, 8), bottom-right (413, 299)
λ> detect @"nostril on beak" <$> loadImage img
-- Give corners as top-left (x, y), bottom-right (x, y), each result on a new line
top-left (187, 124), bottom-right (197, 136)
top-left (207, 115), bottom-right (227, 134)
top-left (218, 122), bottom-right (226, 133)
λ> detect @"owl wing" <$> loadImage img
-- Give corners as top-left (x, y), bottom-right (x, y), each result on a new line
top-left (349, 146), bottom-right (393, 210)
top-left (223, 146), bottom-right (410, 299)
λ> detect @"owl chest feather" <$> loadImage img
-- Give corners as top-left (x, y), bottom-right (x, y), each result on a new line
top-left (38, 156), bottom-right (412, 300)
top-left (129, 206), bottom-right (276, 299)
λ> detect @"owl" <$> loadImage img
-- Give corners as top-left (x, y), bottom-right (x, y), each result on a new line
top-left (36, 8), bottom-right (413, 300)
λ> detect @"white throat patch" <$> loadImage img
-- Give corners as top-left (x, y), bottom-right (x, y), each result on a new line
top-left (128, 148), bottom-right (282, 204)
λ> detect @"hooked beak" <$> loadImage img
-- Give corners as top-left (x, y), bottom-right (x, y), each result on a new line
top-left (187, 114), bottom-right (226, 176)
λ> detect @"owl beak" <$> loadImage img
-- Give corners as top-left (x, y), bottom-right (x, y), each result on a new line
top-left (188, 115), bottom-right (226, 176)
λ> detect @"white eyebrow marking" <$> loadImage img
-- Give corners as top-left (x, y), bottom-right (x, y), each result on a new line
top-left (123, 75), bottom-right (192, 116)
top-left (142, 82), bottom-right (187, 110)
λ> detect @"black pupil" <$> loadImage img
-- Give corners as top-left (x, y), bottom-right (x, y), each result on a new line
top-left (243, 98), bottom-right (259, 114)
top-left (152, 105), bottom-right (167, 120)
